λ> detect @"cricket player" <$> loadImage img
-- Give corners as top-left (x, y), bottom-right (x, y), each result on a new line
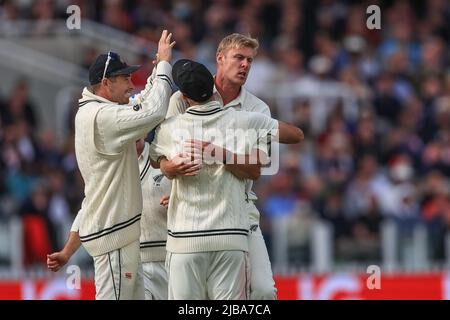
top-left (149, 59), bottom-right (302, 300)
top-left (47, 139), bottom-right (173, 300)
top-left (67, 30), bottom-right (175, 299)
top-left (162, 33), bottom-right (285, 299)
top-left (136, 138), bottom-right (172, 300)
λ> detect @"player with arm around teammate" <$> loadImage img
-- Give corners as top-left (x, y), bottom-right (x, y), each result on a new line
top-left (161, 33), bottom-right (304, 299)
top-left (149, 59), bottom-right (302, 300)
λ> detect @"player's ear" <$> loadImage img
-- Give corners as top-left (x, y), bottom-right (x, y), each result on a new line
top-left (181, 94), bottom-right (194, 106)
top-left (216, 52), bottom-right (224, 64)
top-left (101, 78), bottom-right (109, 88)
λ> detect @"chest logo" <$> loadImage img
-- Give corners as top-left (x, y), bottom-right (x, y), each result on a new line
top-left (153, 174), bottom-right (165, 186)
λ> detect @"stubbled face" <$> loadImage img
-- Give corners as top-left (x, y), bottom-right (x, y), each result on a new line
top-left (217, 47), bottom-right (256, 86)
top-left (108, 74), bottom-right (134, 104)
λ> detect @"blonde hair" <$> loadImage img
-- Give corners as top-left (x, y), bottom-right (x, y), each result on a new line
top-left (216, 33), bottom-right (259, 55)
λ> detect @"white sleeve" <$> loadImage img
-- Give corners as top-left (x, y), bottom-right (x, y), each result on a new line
top-left (247, 113), bottom-right (278, 154)
top-left (70, 209), bottom-right (82, 232)
top-left (148, 124), bottom-right (170, 161)
top-left (259, 101), bottom-right (271, 117)
top-left (247, 95), bottom-right (271, 117)
top-left (128, 66), bottom-right (158, 105)
top-left (166, 90), bottom-right (188, 119)
top-left (248, 113), bottom-right (278, 137)
top-left (96, 61), bottom-right (173, 152)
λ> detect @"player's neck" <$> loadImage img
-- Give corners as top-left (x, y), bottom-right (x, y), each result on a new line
top-left (93, 86), bottom-right (114, 103)
top-left (214, 76), bottom-right (241, 106)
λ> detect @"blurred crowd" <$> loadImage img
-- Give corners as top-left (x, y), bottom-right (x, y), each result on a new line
top-left (0, 0), bottom-right (450, 269)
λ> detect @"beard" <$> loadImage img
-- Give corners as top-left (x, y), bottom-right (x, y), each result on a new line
top-left (116, 91), bottom-right (131, 104)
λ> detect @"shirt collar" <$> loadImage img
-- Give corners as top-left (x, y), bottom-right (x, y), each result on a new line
top-left (79, 87), bottom-right (117, 105)
top-left (186, 100), bottom-right (222, 113)
top-left (212, 79), bottom-right (246, 110)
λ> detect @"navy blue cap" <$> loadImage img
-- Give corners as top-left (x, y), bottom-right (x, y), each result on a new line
top-left (172, 59), bottom-right (214, 102)
top-left (89, 52), bottom-right (141, 85)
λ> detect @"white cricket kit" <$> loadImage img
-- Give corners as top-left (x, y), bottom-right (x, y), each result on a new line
top-left (151, 100), bottom-right (277, 299)
top-left (167, 86), bottom-right (278, 300)
top-left (138, 142), bottom-right (171, 300)
top-left (74, 61), bottom-right (173, 300)
top-left (167, 87), bottom-right (269, 223)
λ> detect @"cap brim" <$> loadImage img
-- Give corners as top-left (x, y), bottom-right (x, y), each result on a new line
top-left (109, 65), bottom-right (141, 77)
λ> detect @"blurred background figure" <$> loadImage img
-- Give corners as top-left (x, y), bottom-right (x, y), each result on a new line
top-left (0, 0), bottom-right (449, 300)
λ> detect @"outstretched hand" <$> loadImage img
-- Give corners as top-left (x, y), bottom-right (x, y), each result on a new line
top-left (155, 29), bottom-right (176, 63)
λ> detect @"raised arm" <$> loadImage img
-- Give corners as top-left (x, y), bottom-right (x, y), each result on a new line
top-left (98, 30), bottom-right (176, 151)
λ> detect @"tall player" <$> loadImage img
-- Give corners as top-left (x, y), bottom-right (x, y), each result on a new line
top-left (149, 58), bottom-right (302, 299)
top-left (162, 33), bottom-right (282, 299)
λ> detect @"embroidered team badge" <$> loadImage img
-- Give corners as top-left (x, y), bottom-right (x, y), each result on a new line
top-left (153, 174), bottom-right (164, 186)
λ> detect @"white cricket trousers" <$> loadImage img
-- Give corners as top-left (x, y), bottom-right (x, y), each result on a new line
top-left (246, 200), bottom-right (277, 300)
top-left (166, 250), bottom-right (250, 300)
top-left (142, 261), bottom-right (168, 300)
top-left (93, 240), bottom-right (144, 300)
